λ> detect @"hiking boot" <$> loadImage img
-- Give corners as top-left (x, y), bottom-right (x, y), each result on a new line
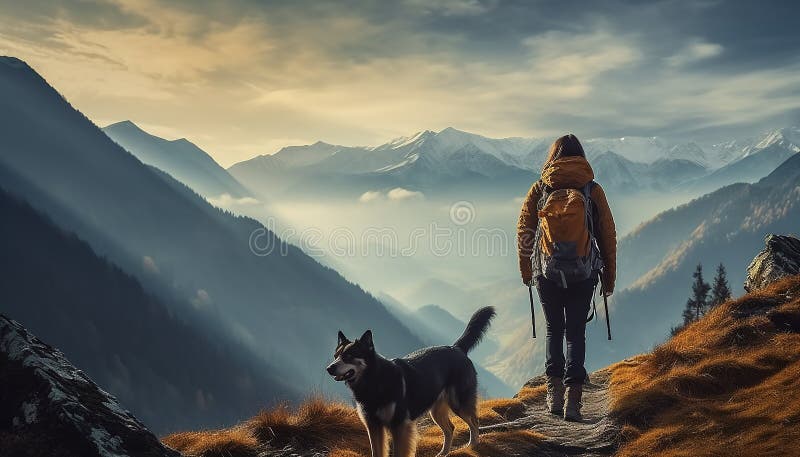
top-left (564, 383), bottom-right (583, 421)
top-left (545, 376), bottom-right (565, 415)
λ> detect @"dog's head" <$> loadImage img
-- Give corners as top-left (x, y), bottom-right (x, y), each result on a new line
top-left (326, 330), bottom-right (373, 385)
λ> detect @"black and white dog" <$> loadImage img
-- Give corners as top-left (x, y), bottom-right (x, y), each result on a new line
top-left (326, 306), bottom-right (496, 457)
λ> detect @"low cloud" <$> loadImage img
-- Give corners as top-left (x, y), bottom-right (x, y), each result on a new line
top-left (387, 188), bottom-right (425, 201)
top-left (359, 188), bottom-right (425, 203)
top-left (208, 193), bottom-right (260, 207)
top-left (358, 190), bottom-right (384, 203)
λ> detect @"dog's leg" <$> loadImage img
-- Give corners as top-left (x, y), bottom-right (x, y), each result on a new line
top-left (366, 422), bottom-right (387, 457)
top-left (390, 420), bottom-right (417, 457)
top-left (359, 406), bottom-right (388, 457)
top-left (453, 393), bottom-right (480, 448)
top-left (429, 396), bottom-right (454, 456)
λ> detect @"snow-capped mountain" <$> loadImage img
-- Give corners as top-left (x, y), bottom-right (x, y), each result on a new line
top-left (229, 128), bottom-right (540, 198)
top-left (707, 127), bottom-right (800, 162)
top-left (584, 136), bottom-right (672, 164)
top-left (227, 126), bottom-right (798, 199)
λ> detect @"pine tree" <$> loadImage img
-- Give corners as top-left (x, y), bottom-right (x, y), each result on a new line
top-left (710, 263), bottom-right (732, 308)
top-left (679, 263), bottom-right (711, 330)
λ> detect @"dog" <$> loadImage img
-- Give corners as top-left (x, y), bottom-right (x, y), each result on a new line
top-left (326, 306), bottom-right (496, 457)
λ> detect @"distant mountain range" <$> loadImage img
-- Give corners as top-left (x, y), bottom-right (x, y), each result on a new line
top-left (0, 56), bottom-right (423, 402)
top-left (103, 120), bottom-right (252, 200)
top-left (98, 111), bottom-right (799, 203)
top-left (226, 126), bottom-right (799, 200)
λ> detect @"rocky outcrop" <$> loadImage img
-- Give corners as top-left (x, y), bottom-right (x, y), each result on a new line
top-left (0, 314), bottom-right (179, 457)
top-left (744, 234), bottom-right (800, 292)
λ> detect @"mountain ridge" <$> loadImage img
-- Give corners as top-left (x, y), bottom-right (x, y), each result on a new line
top-left (0, 56), bottom-right (424, 398)
top-left (227, 125), bottom-right (798, 200)
top-left (103, 120), bottom-right (252, 200)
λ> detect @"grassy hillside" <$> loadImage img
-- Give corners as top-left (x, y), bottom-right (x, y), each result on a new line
top-left (159, 273), bottom-right (800, 456)
top-left (163, 387), bottom-right (546, 457)
top-left (609, 275), bottom-right (800, 456)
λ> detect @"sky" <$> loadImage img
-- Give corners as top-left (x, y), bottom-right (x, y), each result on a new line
top-left (1, 0), bottom-right (799, 166)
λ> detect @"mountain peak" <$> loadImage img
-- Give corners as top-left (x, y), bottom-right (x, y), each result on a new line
top-left (382, 130), bottom-right (436, 149)
top-left (105, 119), bottom-right (139, 128)
top-left (754, 126), bottom-right (800, 152)
top-left (438, 126), bottom-right (468, 135)
top-left (0, 56), bottom-right (32, 71)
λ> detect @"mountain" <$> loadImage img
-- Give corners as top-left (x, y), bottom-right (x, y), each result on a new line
top-left (228, 126), bottom-right (797, 201)
top-left (0, 314), bottom-right (179, 457)
top-left (229, 128), bottom-right (535, 199)
top-left (102, 120), bottom-right (251, 200)
top-left (0, 186), bottom-right (297, 433)
top-left (586, 151), bottom-right (644, 189)
top-left (685, 143), bottom-right (796, 194)
top-left (587, 152), bottom-right (800, 369)
top-left (0, 56), bottom-right (422, 395)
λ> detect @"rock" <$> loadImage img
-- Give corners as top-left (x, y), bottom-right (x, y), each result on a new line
top-left (0, 314), bottom-right (179, 457)
top-left (745, 234), bottom-right (800, 292)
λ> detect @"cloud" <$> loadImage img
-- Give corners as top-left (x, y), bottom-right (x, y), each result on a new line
top-left (1, 0), bottom-right (799, 161)
top-left (666, 40), bottom-right (724, 67)
top-left (208, 193), bottom-right (260, 207)
top-left (358, 190), bottom-right (384, 203)
top-left (387, 187), bottom-right (425, 201)
top-left (359, 188), bottom-right (425, 203)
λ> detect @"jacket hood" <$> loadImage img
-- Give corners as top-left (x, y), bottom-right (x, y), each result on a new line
top-left (540, 156), bottom-right (595, 189)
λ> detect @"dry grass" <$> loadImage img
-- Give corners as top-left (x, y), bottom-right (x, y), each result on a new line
top-left (247, 397), bottom-right (368, 452)
top-left (163, 387), bottom-right (547, 457)
top-left (609, 275), bottom-right (800, 457)
top-left (163, 426), bottom-right (258, 457)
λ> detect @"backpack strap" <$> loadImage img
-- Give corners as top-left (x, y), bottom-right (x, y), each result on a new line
top-left (537, 180), bottom-right (552, 211)
top-left (582, 181), bottom-right (597, 236)
top-left (581, 180), bottom-right (596, 200)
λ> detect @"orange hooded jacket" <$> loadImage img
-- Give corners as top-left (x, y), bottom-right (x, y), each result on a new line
top-left (517, 156), bottom-right (617, 292)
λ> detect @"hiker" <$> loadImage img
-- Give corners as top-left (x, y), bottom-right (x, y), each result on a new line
top-left (516, 134), bottom-right (617, 421)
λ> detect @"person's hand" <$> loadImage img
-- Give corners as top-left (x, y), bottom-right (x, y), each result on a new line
top-left (603, 290), bottom-right (613, 297)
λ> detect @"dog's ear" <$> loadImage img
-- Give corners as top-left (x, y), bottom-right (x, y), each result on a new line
top-left (337, 331), bottom-right (350, 347)
top-left (359, 330), bottom-right (374, 351)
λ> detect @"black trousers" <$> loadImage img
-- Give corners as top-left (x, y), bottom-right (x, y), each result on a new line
top-left (536, 275), bottom-right (597, 385)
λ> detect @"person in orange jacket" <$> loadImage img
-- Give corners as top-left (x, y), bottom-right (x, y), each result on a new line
top-left (517, 134), bottom-right (617, 421)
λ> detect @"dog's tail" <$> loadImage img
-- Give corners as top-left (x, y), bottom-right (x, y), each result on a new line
top-left (454, 306), bottom-right (496, 354)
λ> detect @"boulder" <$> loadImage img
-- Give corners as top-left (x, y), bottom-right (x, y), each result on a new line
top-left (0, 314), bottom-right (179, 457)
top-left (744, 234), bottom-right (800, 292)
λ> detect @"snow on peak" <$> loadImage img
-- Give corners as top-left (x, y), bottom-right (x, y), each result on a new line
top-left (754, 127), bottom-right (800, 152)
top-left (381, 130), bottom-right (436, 150)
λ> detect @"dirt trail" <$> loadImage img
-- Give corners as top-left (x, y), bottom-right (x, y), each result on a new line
top-left (481, 369), bottom-right (619, 456)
